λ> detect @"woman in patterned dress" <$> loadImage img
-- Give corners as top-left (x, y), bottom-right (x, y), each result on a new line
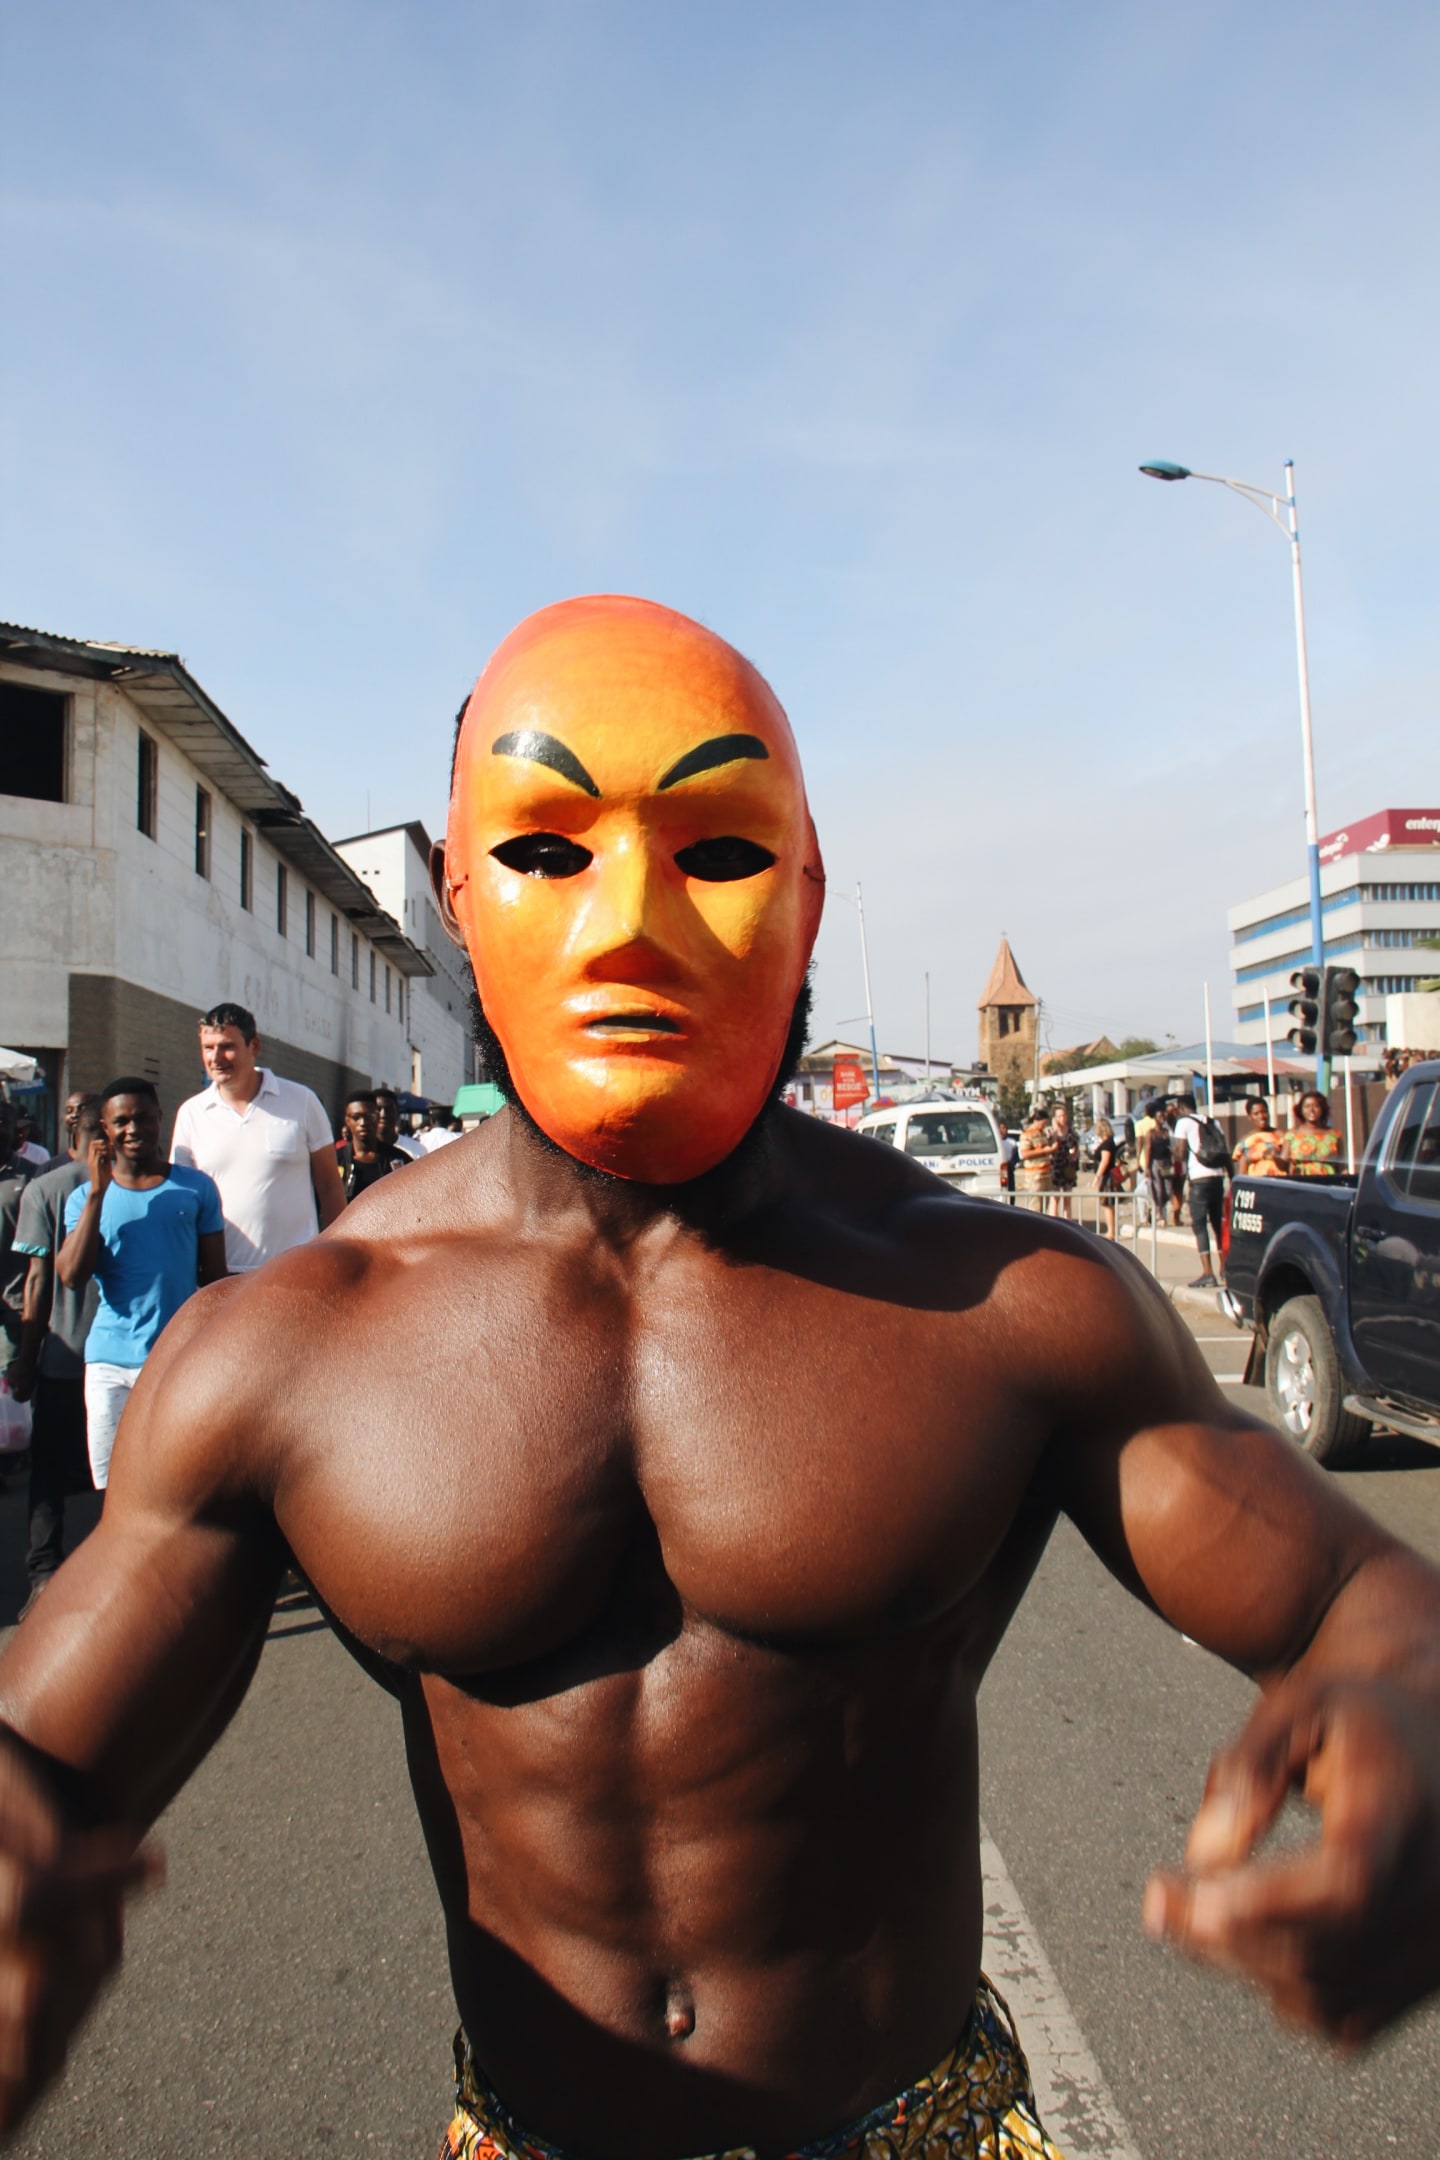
top-left (1282, 1090), bottom-right (1343, 1178)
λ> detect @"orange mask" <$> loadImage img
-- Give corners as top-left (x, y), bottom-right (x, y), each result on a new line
top-left (443, 595), bottom-right (825, 1184)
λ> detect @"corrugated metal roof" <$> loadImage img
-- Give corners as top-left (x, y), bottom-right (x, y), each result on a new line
top-left (0, 622), bottom-right (432, 977)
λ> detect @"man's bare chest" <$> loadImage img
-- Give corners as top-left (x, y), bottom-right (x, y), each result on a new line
top-left (275, 1248), bottom-right (1048, 1677)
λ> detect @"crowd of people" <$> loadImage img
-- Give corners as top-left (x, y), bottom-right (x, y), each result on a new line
top-left (994, 1085), bottom-right (1347, 1290)
top-left (1383, 1044), bottom-right (1435, 1088)
top-left (0, 1001), bottom-right (462, 1619)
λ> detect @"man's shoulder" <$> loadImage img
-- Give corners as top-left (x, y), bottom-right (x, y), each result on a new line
top-left (784, 1135), bottom-right (1167, 1381)
top-left (261, 1071), bottom-right (324, 1112)
top-left (19, 1159), bottom-right (82, 1225)
top-left (0, 1160), bottom-right (34, 1202)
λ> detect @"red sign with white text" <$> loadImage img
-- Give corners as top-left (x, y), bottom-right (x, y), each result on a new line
top-left (1317, 808), bottom-right (1440, 864)
top-left (832, 1058), bottom-right (870, 1111)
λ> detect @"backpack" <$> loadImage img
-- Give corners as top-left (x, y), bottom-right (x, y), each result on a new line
top-left (1194, 1117), bottom-right (1231, 1171)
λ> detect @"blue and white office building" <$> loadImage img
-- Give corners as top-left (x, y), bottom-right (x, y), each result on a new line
top-left (1229, 808), bottom-right (1440, 1057)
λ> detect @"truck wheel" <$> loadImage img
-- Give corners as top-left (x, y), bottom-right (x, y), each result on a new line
top-left (1264, 1295), bottom-right (1369, 1467)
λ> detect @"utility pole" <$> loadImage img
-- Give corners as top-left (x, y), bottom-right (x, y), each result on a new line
top-left (855, 882), bottom-right (881, 1098)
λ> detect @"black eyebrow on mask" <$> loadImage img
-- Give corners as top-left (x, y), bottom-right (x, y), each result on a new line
top-left (657, 734), bottom-right (770, 790)
top-left (490, 730), bottom-right (601, 798)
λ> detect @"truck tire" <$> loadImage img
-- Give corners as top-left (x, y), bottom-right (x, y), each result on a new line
top-left (1264, 1295), bottom-right (1370, 1467)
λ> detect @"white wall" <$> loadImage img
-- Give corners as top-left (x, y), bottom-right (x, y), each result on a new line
top-left (1386, 995), bottom-right (1440, 1053)
top-left (0, 662), bottom-right (411, 1084)
top-left (334, 826), bottom-right (472, 1104)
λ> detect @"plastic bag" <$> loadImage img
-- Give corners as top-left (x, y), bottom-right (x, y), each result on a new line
top-left (0, 1375), bottom-right (32, 1454)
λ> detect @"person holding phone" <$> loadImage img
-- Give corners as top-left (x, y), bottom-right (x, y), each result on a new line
top-left (57, 1077), bottom-right (227, 1490)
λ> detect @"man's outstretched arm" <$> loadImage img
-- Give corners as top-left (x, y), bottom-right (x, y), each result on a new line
top-left (1046, 1245), bottom-right (1440, 2045)
top-left (0, 1279), bottom-right (284, 2135)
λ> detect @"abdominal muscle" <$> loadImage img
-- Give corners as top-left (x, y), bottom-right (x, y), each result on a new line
top-left (401, 1611), bottom-right (985, 2159)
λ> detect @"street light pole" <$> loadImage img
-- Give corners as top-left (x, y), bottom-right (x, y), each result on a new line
top-left (1282, 462), bottom-right (1326, 1089)
top-left (855, 881), bottom-right (881, 1099)
top-left (1140, 456), bottom-right (1327, 1086)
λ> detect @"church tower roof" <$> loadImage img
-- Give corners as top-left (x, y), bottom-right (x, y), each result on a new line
top-left (977, 937), bottom-right (1038, 1011)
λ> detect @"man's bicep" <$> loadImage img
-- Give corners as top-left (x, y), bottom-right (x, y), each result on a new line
top-left (0, 1286), bottom-right (284, 1822)
top-left (1051, 1266), bottom-right (1388, 1678)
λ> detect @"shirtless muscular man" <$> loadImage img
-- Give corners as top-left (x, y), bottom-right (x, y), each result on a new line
top-left (2, 596), bottom-right (1440, 2159)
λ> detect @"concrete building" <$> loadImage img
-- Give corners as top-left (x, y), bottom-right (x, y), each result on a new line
top-left (333, 821), bottom-right (479, 1108)
top-left (1, 622), bottom-right (431, 1150)
top-left (1042, 1035), bottom-right (1119, 1076)
top-left (784, 1039), bottom-right (995, 1119)
top-left (1228, 808), bottom-right (1440, 1057)
top-left (786, 1039), bottom-right (934, 1119)
top-left (976, 938), bottom-right (1039, 1096)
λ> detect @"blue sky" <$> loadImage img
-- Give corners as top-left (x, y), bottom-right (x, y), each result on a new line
top-left (4, 2), bottom-right (1437, 1062)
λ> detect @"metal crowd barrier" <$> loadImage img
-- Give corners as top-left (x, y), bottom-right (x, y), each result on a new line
top-left (1003, 1184), bottom-right (1161, 1273)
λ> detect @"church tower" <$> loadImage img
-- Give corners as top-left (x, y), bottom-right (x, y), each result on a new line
top-left (977, 937), bottom-right (1039, 1096)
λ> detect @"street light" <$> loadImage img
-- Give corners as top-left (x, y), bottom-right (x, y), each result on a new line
top-left (1139, 456), bottom-right (1326, 1083)
top-left (832, 883), bottom-right (883, 1097)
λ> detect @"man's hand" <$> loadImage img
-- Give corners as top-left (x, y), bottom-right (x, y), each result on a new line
top-left (1144, 1670), bottom-right (1440, 2044)
top-left (84, 1135), bottom-right (112, 1197)
top-left (0, 1735), bottom-right (159, 2139)
top-left (6, 1359), bottom-right (37, 1410)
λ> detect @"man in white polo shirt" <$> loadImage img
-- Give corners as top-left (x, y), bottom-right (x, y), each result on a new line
top-left (170, 1002), bottom-right (345, 1273)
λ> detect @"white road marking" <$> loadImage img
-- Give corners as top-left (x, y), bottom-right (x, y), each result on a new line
top-left (981, 1825), bottom-right (1143, 2160)
top-left (1191, 1334), bottom-right (1245, 1342)
top-left (1213, 1374), bottom-right (1249, 1386)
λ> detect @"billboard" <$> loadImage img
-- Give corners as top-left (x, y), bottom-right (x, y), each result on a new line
top-left (1317, 809), bottom-right (1440, 865)
top-left (832, 1057), bottom-right (870, 1111)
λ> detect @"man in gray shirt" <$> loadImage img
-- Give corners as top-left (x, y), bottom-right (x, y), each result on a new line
top-left (0, 1103), bottom-right (35, 1386)
top-left (10, 1099), bottom-right (101, 1618)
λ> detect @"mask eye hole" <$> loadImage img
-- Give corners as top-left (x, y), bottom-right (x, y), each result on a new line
top-left (490, 833), bottom-right (593, 879)
top-left (674, 836), bottom-right (777, 883)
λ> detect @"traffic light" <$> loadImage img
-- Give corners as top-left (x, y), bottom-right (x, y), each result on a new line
top-left (1287, 966), bottom-right (1321, 1056)
top-left (1322, 965), bottom-right (1360, 1057)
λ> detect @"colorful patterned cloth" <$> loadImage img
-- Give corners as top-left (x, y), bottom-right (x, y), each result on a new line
top-left (1233, 1129), bottom-right (1286, 1178)
top-left (1285, 1126), bottom-right (1341, 1177)
top-left (438, 1977), bottom-right (1064, 2160)
top-left (1015, 1124), bottom-right (1053, 1195)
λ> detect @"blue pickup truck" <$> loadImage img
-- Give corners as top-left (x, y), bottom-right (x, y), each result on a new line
top-left (1224, 1058), bottom-right (1440, 1464)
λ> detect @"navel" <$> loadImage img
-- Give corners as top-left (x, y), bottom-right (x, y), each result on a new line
top-left (664, 1982), bottom-right (696, 2040)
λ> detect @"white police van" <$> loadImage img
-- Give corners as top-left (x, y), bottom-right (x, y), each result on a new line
top-left (855, 1096), bottom-right (1005, 1196)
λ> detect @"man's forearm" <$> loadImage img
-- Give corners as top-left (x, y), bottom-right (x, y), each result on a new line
top-left (20, 1258), bottom-right (53, 1335)
top-left (1279, 1544), bottom-right (1440, 1699)
top-left (11, 1318), bottom-right (45, 1388)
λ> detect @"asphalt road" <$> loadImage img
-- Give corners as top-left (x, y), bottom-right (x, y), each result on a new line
top-left (2, 1266), bottom-right (1439, 2159)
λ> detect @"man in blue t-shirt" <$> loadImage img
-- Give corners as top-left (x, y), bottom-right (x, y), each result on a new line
top-left (59, 1076), bottom-right (227, 1490)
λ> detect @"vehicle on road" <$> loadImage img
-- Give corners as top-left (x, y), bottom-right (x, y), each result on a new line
top-left (1225, 1059), bottom-right (1440, 1463)
top-left (856, 1097), bottom-right (1005, 1196)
